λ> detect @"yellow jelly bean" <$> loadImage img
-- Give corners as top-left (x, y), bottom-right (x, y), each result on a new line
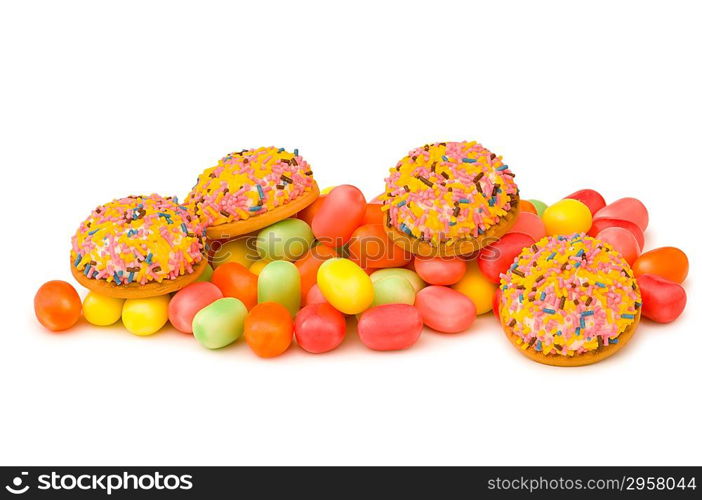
top-left (122, 295), bottom-right (170, 336)
top-left (83, 292), bottom-right (124, 326)
top-left (317, 258), bottom-right (374, 314)
top-left (320, 185), bottom-right (337, 195)
top-left (451, 260), bottom-right (497, 315)
top-left (211, 236), bottom-right (257, 269)
top-left (542, 199), bottom-right (592, 236)
top-left (248, 259), bottom-right (271, 275)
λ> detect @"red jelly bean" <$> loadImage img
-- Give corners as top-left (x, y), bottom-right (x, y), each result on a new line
top-left (414, 256), bottom-right (467, 285)
top-left (295, 245), bottom-right (338, 298)
top-left (596, 227), bottom-right (641, 265)
top-left (294, 303), bottom-right (346, 353)
top-left (357, 304), bottom-right (423, 351)
top-left (312, 185), bottom-right (366, 246)
top-left (415, 286), bottom-right (477, 333)
top-left (593, 197), bottom-right (649, 231)
top-left (638, 274), bottom-right (686, 323)
top-left (565, 189), bottom-right (607, 216)
top-left (632, 247), bottom-right (689, 284)
top-left (492, 287), bottom-right (502, 321)
top-left (588, 218), bottom-right (645, 249)
top-left (478, 233), bottom-right (535, 284)
top-left (347, 223), bottom-right (412, 268)
top-left (507, 212), bottom-right (546, 242)
top-left (168, 282), bottom-right (223, 333)
top-left (305, 284), bottom-right (328, 306)
top-left (211, 262), bottom-right (258, 310)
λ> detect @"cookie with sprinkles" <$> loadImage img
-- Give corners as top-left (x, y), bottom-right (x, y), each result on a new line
top-left (498, 233), bottom-right (642, 366)
top-left (70, 194), bottom-right (207, 299)
top-left (380, 141), bottom-right (520, 256)
top-left (185, 146), bottom-right (319, 239)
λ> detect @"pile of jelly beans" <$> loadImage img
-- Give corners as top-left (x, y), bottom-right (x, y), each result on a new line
top-left (34, 185), bottom-right (689, 358)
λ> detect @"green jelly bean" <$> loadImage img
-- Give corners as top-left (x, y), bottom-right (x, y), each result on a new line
top-left (370, 268), bottom-right (426, 293)
top-left (529, 199), bottom-right (548, 218)
top-left (256, 218), bottom-right (314, 261)
top-left (371, 276), bottom-right (416, 307)
top-left (196, 262), bottom-right (214, 282)
top-left (192, 297), bottom-right (247, 349)
top-left (258, 260), bottom-right (301, 316)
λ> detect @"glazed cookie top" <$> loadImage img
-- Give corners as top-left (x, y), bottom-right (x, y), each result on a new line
top-left (380, 141), bottom-right (519, 246)
top-left (185, 146), bottom-right (315, 228)
top-left (499, 234), bottom-right (641, 357)
top-left (71, 194), bottom-right (204, 285)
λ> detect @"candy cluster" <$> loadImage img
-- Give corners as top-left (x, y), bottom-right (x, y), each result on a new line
top-left (185, 146), bottom-right (315, 227)
top-left (70, 194), bottom-right (204, 285)
top-left (381, 141), bottom-right (519, 245)
top-left (499, 234), bottom-right (641, 356)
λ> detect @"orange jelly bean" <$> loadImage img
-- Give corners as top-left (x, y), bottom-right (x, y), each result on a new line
top-left (362, 203), bottom-right (385, 226)
top-left (347, 223), bottom-right (412, 269)
top-left (519, 200), bottom-right (538, 214)
top-left (244, 302), bottom-right (294, 358)
top-left (295, 245), bottom-right (338, 298)
top-left (297, 195), bottom-right (326, 226)
top-left (210, 262), bottom-right (258, 310)
top-left (632, 247), bottom-right (688, 284)
top-left (34, 280), bottom-right (82, 332)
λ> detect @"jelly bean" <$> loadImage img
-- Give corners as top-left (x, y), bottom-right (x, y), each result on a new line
top-left (122, 295), bottom-right (170, 336)
top-left (295, 245), bottom-right (338, 298)
top-left (168, 282), bottom-right (223, 334)
top-left (638, 274), bottom-right (686, 323)
top-left (596, 227), bottom-right (641, 265)
top-left (357, 304), bottom-right (423, 351)
top-left (295, 303), bottom-right (346, 353)
top-left (542, 199), bottom-right (592, 236)
top-left (478, 233), bottom-right (535, 284)
top-left (256, 218), bottom-right (314, 261)
top-left (492, 287), bottom-right (502, 320)
top-left (195, 262), bottom-right (214, 282)
top-left (305, 284), bottom-right (329, 306)
top-left (362, 203), bottom-right (385, 226)
top-left (347, 223), bottom-right (412, 269)
top-left (588, 218), bottom-right (645, 249)
top-left (452, 260), bottom-right (498, 315)
top-left (565, 189), bottom-right (606, 216)
top-left (211, 262), bottom-right (258, 311)
top-left (258, 260), bottom-right (301, 317)
top-left (312, 185), bottom-right (367, 247)
top-left (317, 258), bottom-right (374, 314)
top-left (632, 247), bottom-right (689, 284)
top-left (34, 280), bottom-right (82, 332)
top-left (370, 268), bottom-right (426, 293)
top-left (414, 256), bottom-right (466, 285)
top-left (244, 302), bottom-right (294, 358)
top-left (297, 195), bottom-right (326, 226)
top-left (371, 276), bottom-right (416, 307)
top-left (528, 199), bottom-right (548, 217)
top-left (320, 185), bottom-right (336, 195)
top-left (519, 200), bottom-right (537, 214)
top-left (594, 197), bottom-right (648, 231)
top-left (248, 259), bottom-right (271, 276)
top-left (415, 286), bottom-right (477, 333)
top-left (210, 236), bottom-right (257, 269)
top-left (83, 292), bottom-right (124, 327)
top-left (507, 212), bottom-right (546, 242)
top-left (192, 297), bottom-right (247, 349)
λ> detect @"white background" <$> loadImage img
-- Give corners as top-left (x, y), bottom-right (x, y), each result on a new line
top-left (1, 0), bottom-right (700, 466)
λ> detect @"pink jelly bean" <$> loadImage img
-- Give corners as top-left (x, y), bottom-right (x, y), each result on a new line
top-left (596, 226), bottom-right (641, 265)
top-left (357, 304), bottom-right (423, 351)
top-left (507, 212), bottom-right (546, 242)
top-left (593, 197), bottom-right (649, 231)
top-left (638, 274), bottom-right (687, 323)
top-left (415, 286), bottom-right (477, 333)
top-left (168, 282), bottom-right (223, 333)
top-left (305, 284), bottom-right (328, 306)
top-left (478, 233), bottom-right (535, 284)
top-left (588, 218), bottom-right (645, 249)
top-left (295, 303), bottom-right (346, 353)
top-left (414, 256), bottom-right (467, 285)
top-left (565, 189), bottom-right (607, 216)
top-left (312, 185), bottom-right (367, 247)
